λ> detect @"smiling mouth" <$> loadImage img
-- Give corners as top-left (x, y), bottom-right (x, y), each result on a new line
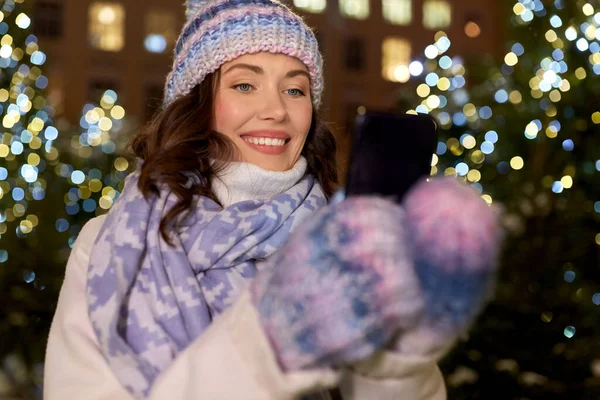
top-left (241, 136), bottom-right (290, 147)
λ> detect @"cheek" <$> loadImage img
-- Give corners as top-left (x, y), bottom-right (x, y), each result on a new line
top-left (213, 95), bottom-right (246, 135)
top-left (292, 104), bottom-right (313, 142)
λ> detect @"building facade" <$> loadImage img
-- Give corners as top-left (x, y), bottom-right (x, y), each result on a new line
top-left (35, 0), bottom-right (504, 169)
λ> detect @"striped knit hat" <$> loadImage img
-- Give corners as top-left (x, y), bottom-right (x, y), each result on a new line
top-left (164, 0), bottom-right (324, 108)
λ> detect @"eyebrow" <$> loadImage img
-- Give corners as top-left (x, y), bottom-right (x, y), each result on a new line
top-left (223, 63), bottom-right (310, 80)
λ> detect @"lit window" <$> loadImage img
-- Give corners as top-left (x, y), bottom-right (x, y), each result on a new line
top-left (423, 0), bottom-right (451, 29)
top-left (145, 11), bottom-right (177, 53)
top-left (382, 37), bottom-right (411, 83)
top-left (294, 0), bottom-right (326, 13)
top-left (340, 0), bottom-right (369, 20)
top-left (89, 2), bottom-right (125, 52)
top-left (383, 0), bottom-right (412, 25)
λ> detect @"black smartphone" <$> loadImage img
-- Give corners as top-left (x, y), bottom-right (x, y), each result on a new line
top-left (345, 111), bottom-right (439, 203)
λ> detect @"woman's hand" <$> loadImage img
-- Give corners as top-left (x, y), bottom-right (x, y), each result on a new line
top-left (390, 177), bottom-right (503, 358)
top-left (250, 196), bottom-right (424, 371)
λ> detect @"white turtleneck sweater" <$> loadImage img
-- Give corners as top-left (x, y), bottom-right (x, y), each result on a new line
top-left (211, 156), bottom-right (308, 207)
top-left (44, 158), bottom-right (446, 400)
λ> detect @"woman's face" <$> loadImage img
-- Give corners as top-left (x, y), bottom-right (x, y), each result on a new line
top-left (213, 52), bottom-right (313, 172)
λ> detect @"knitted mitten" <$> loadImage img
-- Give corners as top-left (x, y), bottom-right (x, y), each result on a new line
top-left (250, 197), bottom-right (425, 371)
top-left (390, 177), bottom-right (503, 358)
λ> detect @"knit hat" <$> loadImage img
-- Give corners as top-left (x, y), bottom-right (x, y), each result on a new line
top-left (164, 0), bottom-right (324, 108)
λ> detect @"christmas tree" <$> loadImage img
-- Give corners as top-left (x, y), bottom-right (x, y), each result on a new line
top-left (0, 1), bottom-right (133, 397)
top-left (398, 0), bottom-right (600, 397)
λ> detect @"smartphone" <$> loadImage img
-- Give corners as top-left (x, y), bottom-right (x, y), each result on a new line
top-left (345, 111), bottom-right (439, 203)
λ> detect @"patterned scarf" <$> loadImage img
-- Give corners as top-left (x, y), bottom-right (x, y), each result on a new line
top-left (87, 168), bottom-right (326, 398)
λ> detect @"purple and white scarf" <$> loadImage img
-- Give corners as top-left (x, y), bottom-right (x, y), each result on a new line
top-left (87, 169), bottom-right (326, 397)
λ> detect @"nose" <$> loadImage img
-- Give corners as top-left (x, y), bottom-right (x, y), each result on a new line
top-left (256, 89), bottom-right (288, 122)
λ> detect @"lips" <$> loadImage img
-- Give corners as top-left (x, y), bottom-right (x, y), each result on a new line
top-left (239, 131), bottom-right (291, 155)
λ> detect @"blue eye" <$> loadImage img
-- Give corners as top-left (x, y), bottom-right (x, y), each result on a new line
top-left (287, 88), bottom-right (305, 96)
top-left (234, 83), bottom-right (252, 92)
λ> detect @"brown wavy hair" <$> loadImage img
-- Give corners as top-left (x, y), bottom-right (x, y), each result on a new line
top-left (129, 72), bottom-right (338, 245)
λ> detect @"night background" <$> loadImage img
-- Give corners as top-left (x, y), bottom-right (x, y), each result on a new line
top-left (0, 0), bottom-right (599, 398)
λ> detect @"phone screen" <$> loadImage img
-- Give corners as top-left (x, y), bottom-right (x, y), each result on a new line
top-left (345, 111), bottom-right (439, 203)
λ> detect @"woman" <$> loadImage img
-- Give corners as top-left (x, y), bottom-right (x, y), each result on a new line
top-left (44, 0), bottom-right (502, 398)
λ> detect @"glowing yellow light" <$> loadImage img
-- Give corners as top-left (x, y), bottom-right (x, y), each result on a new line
top-left (0, 44), bottom-right (12, 58)
top-left (545, 30), bottom-right (558, 42)
top-left (510, 156), bottom-right (524, 170)
top-left (552, 38), bottom-right (564, 49)
top-left (546, 105), bottom-right (557, 117)
top-left (98, 6), bottom-right (117, 24)
top-left (0, 144), bottom-right (8, 157)
top-left (114, 157), bottom-right (129, 172)
top-left (417, 84), bottom-right (431, 97)
top-left (0, 89), bottom-right (8, 102)
top-left (86, 110), bottom-right (101, 124)
top-left (532, 89), bottom-right (543, 99)
top-left (98, 117), bottom-right (113, 131)
top-left (559, 80), bottom-right (571, 92)
top-left (99, 196), bottom-right (114, 210)
top-left (434, 31), bottom-right (447, 41)
top-left (357, 106), bottom-right (366, 115)
top-left (549, 90), bottom-right (562, 103)
top-left (463, 136), bottom-right (476, 149)
top-left (596, 233), bottom-right (600, 245)
top-left (30, 137), bottom-right (42, 149)
top-left (30, 117), bottom-right (44, 132)
top-left (546, 130), bottom-right (561, 144)
top-left (463, 103), bottom-right (477, 117)
top-left (444, 167), bottom-right (457, 177)
top-left (393, 65), bottom-right (411, 83)
top-left (561, 175), bottom-right (573, 189)
top-left (583, 3), bottom-right (594, 16)
top-left (575, 67), bottom-right (587, 80)
top-left (430, 165), bottom-right (438, 175)
top-left (89, 179), bottom-right (103, 193)
top-left (505, 52), bottom-right (518, 66)
top-left (19, 220), bottom-right (33, 234)
top-left (437, 77), bottom-right (451, 91)
top-left (464, 21), bottom-right (481, 38)
top-left (431, 154), bottom-right (438, 166)
top-left (471, 150), bottom-right (485, 164)
top-left (26, 214), bottom-right (39, 227)
top-left (525, 123), bottom-right (539, 136)
top-left (1, 35), bottom-right (13, 46)
top-left (78, 187), bottom-right (92, 200)
top-left (15, 13), bottom-right (31, 29)
top-left (592, 112), bottom-right (600, 124)
top-left (585, 25), bottom-right (596, 40)
top-left (529, 77), bottom-right (540, 89)
top-left (102, 186), bottom-right (116, 197)
top-left (46, 147), bottom-right (59, 161)
top-left (481, 194), bottom-right (492, 205)
top-left (467, 169), bottom-right (481, 182)
top-left (111, 105), bottom-right (126, 120)
top-left (27, 153), bottom-right (40, 166)
top-left (426, 95), bottom-right (440, 109)
top-left (14, 204), bottom-right (26, 217)
top-left (509, 90), bottom-right (523, 104)
top-left (513, 3), bottom-right (525, 15)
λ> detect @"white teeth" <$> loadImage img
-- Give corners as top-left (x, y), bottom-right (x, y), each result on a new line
top-left (243, 137), bottom-right (286, 146)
